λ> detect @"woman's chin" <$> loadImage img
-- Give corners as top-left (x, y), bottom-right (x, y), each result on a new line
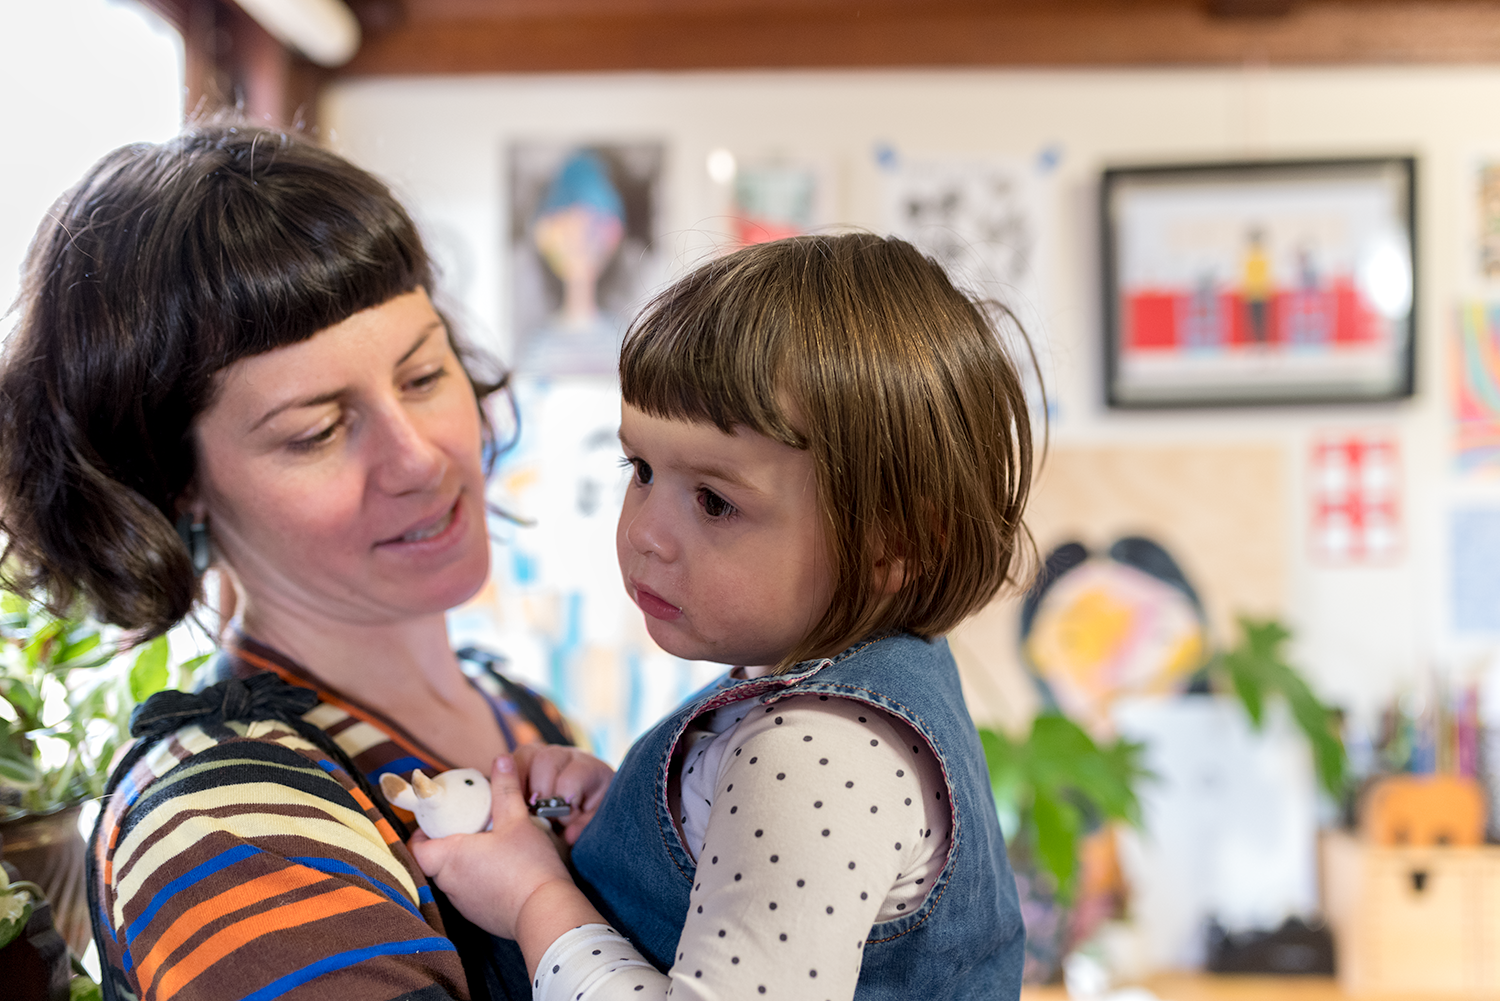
top-left (399, 548), bottom-right (492, 618)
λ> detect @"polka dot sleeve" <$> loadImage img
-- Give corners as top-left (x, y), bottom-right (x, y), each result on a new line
top-left (532, 695), bottom-right (950, 1001)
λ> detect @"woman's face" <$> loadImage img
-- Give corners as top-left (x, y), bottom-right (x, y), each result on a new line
top-left (190, 289), bottom-right (491, 630)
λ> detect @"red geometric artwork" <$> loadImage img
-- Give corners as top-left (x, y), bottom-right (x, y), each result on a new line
top-left (1308, 434), bottom-right (1401, 565)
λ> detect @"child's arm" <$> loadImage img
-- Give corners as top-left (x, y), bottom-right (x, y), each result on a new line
top-left (536, 696), bottom-right (944, 1000)
top-left (410, 754), bottom-right (605, 962)
top-left (513, 743), bottom-right (616, 844)
top-left (415, 700), bottom-right (945, 1000)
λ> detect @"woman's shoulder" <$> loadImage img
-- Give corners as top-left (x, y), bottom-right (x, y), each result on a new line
top-left (91, 696), bottom-right (462, 1001)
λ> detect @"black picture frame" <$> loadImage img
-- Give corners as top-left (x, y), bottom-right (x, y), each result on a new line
top-left (1102, 156), bottom-right (1417, 408)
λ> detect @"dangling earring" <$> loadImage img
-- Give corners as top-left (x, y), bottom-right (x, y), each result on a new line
top-left (175, 513), bottom-right (213, 576)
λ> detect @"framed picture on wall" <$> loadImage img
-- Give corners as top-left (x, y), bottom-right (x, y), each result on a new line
top-left (1102, 157), bottom-right (1417, 408)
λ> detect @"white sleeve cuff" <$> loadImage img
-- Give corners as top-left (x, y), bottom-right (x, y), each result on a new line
top-left (533, 923), bottom-right (666, 1001)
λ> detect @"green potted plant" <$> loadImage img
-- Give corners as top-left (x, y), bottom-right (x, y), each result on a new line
top-left (0, 590), bottom-right (206, 964)
top-left (1214, 616), bottom-right (1347, 800)
top-left (979, 713), bottom-right (1148, 981)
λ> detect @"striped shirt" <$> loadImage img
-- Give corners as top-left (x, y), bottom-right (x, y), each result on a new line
top-left (90, 634), bottom-right (572, 1001)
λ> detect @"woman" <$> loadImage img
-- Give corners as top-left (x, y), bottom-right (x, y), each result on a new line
top-left (0, 124), bottom-right (600, 1001)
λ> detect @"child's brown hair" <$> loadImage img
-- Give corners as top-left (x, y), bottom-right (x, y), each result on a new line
top-left (620, 233), bottom-right (1035, 670)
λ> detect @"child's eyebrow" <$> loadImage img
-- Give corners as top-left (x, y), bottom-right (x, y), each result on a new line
top-left (618, 429), bottom-right (759, 493)
top-left (683, 461), bottom-right (758, 493)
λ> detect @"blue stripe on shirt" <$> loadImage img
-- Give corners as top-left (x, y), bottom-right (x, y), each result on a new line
top-left (123, 843), bottom-right (261, 969)
top-left (364, 755), bottom-right (429, 784)
top-left (239, 937), bottom-right (458, 1001)
top-left (287, 856), bottom-right (422, 918)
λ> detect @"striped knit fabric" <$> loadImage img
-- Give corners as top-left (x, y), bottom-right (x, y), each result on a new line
top-left (90, 635), bottom-right (573, 1001)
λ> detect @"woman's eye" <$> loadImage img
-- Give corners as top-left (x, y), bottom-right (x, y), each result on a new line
top-left (698, 488), bottom-right (735, 519)
top-left (288, 423), bottom-right (339, 452)
top-left (408, 367), bottom-right (447, 391)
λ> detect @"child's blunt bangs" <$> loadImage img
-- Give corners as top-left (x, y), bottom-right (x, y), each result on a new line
top-left (618, 253), bottom-right (808, 450)
top-left (620, 234), bottom-right (1035, 672)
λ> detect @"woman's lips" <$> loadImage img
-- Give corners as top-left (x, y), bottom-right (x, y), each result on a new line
top-left (632, 583), bottom-right (682, 620)
top-left (378, 498), bottom-right (461, 548)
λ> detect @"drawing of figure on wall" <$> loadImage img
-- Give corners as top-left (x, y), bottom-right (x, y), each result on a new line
top-left (535, 152), bottom-right (624, 333)
top-left (509, 141), bottom-right (664, 375)
top-left (1181, 272), bottom-right (1223, 349)
top-left (1241, 226), bottom-right (1273, 344)
top-left (1285, 243), bottom-right (1332, 346)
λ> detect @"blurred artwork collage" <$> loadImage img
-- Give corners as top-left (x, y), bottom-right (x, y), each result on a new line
top-left (448, 139), bottom-right (1054, 763)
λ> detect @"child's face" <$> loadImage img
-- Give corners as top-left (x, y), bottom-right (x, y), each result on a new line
top-left (616, 403), bottom-right (834, 669)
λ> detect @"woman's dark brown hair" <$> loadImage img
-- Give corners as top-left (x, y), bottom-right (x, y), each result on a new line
top-left (620, 233), bottom-right (1035, 670)
top-left (0, 123), bottom-right (501, 639)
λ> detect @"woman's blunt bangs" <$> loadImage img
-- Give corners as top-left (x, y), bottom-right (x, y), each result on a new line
top-left (620, 235), bottom-right (1034, 672)
top-left (161, 127), bottom-right (432, 371)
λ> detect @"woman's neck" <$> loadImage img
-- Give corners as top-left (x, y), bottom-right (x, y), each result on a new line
top-left (236, 600), bottom-right (469, 707)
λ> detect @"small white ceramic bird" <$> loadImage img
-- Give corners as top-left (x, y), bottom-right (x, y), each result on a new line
top-left (380, 767), bottom-right (493, 839)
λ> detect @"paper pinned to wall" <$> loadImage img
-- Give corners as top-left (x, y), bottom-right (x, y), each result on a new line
top-left (880, 152), bottom-right (1055, 417)
top-left (1307, 432), bottom-right (1402, 565)
top-left (730, 160), bottom-right (822, 246)
top-left (1454, 302), bottom-right (1500, 474)
top-left (508, 141), bottom-right (667, 376)
top-left (1477, 161), bottom-right (1500, 283)
top-left (1451, 507), bottom-right (1500, 634)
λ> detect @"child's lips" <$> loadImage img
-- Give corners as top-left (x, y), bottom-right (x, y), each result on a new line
top-left (632, 583), bottom-right (682, 621)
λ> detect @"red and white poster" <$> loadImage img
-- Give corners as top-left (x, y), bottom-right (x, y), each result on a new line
top-left (1308, 433), bottom-right (1401, 565)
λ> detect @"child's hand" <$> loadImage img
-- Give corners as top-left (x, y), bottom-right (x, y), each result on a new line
top-left (513, 744), bottom-right (615, 844)
top-left (409, 754), bottom-right (575, 940)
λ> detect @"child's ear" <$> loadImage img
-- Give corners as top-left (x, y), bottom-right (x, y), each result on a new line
top-left (872, 533), bottom-right (908, 595)
top-left (874, 555), bottom-right (907, 595)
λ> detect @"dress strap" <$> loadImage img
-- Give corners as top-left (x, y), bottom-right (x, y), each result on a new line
top-left (457, 646), bottom-right (573, 747)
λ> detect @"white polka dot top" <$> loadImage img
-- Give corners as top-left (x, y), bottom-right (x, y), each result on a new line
top-left (532, 693), bottom-right (952, 1001)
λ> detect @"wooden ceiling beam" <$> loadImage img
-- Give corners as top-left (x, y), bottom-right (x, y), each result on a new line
top-left (336, 1), bottom-right (1500, 75)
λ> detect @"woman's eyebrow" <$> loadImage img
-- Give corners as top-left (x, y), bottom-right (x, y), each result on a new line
top-left (248, 389), bottom-right (343, 433)
top-left (396, 323), bottom-right (442, 365)
top-left (247, 322), bottom-right (443, 432)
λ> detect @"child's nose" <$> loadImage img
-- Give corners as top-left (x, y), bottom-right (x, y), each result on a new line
top-left (622, 490), bottom-right (677, 561)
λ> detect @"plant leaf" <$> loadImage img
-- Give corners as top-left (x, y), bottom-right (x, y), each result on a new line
top-left (1216, 616), bottom-right (1348, 799)
top-left (55, 631), bottom-right (103, 667)
top-left (1031, 786), bottom-right (1081, 901)
top-left (0, 892), bottom-right (33, 949)
top-left (129, 636), bottom-right (170, 703)
top-left (70, 975), bottom-right (103, 1001)
top-left (0, 751), bottom-right (40, 788)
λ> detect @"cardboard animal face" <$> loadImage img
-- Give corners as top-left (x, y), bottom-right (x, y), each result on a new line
top-left (380, 767), bottom-right (493, 840)
top-left (1361, 774), bottom-right (1485, 847)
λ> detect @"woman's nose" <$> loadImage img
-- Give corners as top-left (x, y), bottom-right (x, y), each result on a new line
top-left (372, 405), bottom-right (445, 495)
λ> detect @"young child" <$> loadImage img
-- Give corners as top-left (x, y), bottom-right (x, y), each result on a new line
top-left (414, 233), bottom-right (1033, 1000)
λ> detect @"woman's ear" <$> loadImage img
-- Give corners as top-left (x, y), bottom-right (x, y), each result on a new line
top-left (174, 482), bottom-right (207, 523)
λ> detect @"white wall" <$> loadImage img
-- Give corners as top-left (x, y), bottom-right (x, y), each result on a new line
top-left (0, 0), bottom-right (183, 334)
top-left (321, 66), bottom-right (1500, 731)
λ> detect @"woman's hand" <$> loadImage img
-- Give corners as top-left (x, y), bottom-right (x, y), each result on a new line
top-left (409, 754), bottom-right (582, 942)
top-left (513, 744), bottom-right (615, 844)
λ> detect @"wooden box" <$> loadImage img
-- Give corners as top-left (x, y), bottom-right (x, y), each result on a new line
top-left (1323, 831), bottom-right (1500, 995)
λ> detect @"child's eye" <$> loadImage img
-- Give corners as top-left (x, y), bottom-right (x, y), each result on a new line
top-left (619, 455), bottom-right (653, 485)
top-left (697, 488), bottom-right (736, 519)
